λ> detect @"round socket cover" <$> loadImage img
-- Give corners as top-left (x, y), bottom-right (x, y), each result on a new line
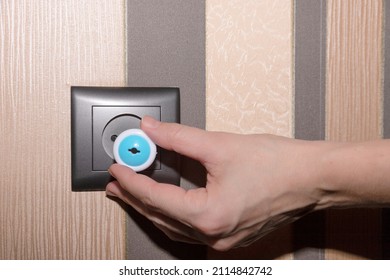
top-left (113, 129), bottom-right (157, 172)
top-left (102, 114), bottom-right (141, 159)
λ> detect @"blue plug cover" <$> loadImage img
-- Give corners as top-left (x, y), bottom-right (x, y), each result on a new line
top-left (113, 129), bottom-right (157, 172)
top-left (118, 135), bottom-right (151, 167)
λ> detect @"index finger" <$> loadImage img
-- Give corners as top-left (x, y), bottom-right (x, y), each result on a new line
top-left (109, 164), bottom-right (208, 225)
top-left (141, 116), bottom-right (223, 165)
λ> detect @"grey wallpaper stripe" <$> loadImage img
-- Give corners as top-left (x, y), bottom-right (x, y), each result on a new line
top-left (126, 0), bottom-right (206, 260)
top-left (294, 0), bottom-right (326, 141)
top-left (382, 0), bottom-right (390, 259)
top-left (293, 0), bottom-right (327, 260)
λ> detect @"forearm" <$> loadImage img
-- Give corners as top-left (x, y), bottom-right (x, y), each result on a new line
top-left (318, 140), bottom-right (390, 208)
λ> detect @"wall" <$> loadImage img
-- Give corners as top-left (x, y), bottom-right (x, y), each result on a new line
top-left (0, 0), bottom-right (126, 259)
top-left (206, 0), bottom-right (293, 136)
top-left (1, 0), bottom-right (387, 260)
top-left (206, 0), bottom-right (387, 260)
top-left (206, 0), bottom-right (294, 259)
top-left (325, 0), bottom-right (383, 259)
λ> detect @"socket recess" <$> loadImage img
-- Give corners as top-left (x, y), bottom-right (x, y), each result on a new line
top-left (71, 86), bottom-right (180, 191)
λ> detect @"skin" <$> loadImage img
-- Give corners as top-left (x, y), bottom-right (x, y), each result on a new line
top-left (106, 116), bottom-right (390, 251)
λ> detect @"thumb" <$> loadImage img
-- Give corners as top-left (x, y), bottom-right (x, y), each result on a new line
top-left (141, 116), bottom-right (219, 164)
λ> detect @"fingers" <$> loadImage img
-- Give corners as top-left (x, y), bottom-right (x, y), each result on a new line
top-left (141, 116), bottom-right (221, 164)
top-left (106, 165), bottom-right (264, 251)
top-left (107, 179), bottom-right (205, 244)
top-left (108, 164), bottom-right (208, 226)
top-left (107, 180), bottom-right (252, 250)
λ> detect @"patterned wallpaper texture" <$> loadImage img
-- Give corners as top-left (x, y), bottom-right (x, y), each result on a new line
top-left (206, 0), bottom-right (293, 136)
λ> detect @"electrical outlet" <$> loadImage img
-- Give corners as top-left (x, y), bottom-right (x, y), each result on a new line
top-left (71, 86), bottom-right (180, 191)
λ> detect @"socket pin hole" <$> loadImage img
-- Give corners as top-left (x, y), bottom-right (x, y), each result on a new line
top-left (111, 135), bottom-right (118, 142)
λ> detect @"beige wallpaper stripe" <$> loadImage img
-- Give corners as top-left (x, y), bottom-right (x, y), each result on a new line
top-left (206, 0), bottom-right (294, 259)
top-left (0, 0), bottom-right (126, 259)
top-left (325, 0), bottom-right (383, 259)
top-left (206, 0), bottom-right (293, 137)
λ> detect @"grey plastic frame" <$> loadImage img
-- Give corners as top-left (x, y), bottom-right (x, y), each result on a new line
top-left (71, 86), bottom-right (180, 191)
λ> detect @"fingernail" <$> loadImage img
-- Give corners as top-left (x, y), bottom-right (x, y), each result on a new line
top-left (142, 116), bottom-right (159, 129)
top-left (106, 183), bottom-right (117, 197)
top-left (106, 190), bottom-right (117, 197)
top-left (106, 192), bottom-right (117, 198)
top-left (108, 167), bottom-right (115, 178)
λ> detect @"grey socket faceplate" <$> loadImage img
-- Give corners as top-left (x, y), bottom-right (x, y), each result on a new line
top-left (71, 86), bottom-right (180, 191)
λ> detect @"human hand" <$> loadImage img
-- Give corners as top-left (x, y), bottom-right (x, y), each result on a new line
top-left (106, 116), bottom-right (330, 251)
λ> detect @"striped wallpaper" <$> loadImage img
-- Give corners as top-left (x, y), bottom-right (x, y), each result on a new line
top-left (1, 0), bottom-right (389, 260)
top-left (207, 0), bottom-right (388, 260)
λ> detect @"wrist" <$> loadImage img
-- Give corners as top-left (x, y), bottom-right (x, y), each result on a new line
top-left (314, 141), bottom-right (352, 209)
top-left (291, 140), bottom-right (340, 211)
top-left (317, 140), bottom-right (390, 208)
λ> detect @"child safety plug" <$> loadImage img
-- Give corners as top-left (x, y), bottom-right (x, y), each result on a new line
top-left (113, 129), bottom-right (157, 172)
